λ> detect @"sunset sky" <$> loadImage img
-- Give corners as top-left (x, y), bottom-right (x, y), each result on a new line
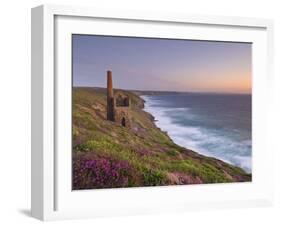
top-left (73, 35), bottom-right (252, 94)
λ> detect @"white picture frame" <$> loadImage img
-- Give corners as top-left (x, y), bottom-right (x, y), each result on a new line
top-left (31, 4), bottom-right (274, 221)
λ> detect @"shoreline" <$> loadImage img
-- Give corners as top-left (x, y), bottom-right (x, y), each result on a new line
top-left (140, 94), bottom-right (251, 173)
top-left (73, 87), bottom-right (251, 189)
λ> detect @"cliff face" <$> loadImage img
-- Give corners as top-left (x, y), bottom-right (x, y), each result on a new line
top-left (72, 87), bottom-right (251, 190)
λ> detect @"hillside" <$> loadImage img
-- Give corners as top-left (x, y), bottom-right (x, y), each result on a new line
top-left (72, 87), bottom-right (251, 189)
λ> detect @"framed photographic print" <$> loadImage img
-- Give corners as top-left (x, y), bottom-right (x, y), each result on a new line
top-left (31, 4), bottom-right (274, 221)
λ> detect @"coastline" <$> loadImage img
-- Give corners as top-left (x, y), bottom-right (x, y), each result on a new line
top-left (73, 87), bottom-right (251, 189)
top-left (141, 94), bottom-right (251, 173)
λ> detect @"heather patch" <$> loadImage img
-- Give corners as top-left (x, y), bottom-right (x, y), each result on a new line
top-left (73, 154), bottom-right (135, 189)
top-left (72, 88), bottom-right (251, 189)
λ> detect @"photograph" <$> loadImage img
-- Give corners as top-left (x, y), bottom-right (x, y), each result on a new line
top-left (72, 34), bottom-right (252, 190)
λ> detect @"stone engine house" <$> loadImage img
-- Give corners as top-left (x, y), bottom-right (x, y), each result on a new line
top-left (106, 70), bottom-right (131, 127)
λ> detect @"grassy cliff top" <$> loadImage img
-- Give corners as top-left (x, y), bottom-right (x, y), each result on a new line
top-left (72, 87), bottom-right (251, 189)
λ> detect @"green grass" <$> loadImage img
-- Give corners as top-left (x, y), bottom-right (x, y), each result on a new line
top-left (72, 87), bottom-right (251, 188)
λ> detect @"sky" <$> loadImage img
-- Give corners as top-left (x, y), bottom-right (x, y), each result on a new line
top-left (72, 35), bottom-right (252, 94)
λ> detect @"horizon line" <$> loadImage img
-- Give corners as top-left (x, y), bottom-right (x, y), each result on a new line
top-left (73, 86), bottom-right (252, 95)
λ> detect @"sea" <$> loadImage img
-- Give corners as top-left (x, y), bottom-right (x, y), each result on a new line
top-left (142, 93), bottom-right (252, 173)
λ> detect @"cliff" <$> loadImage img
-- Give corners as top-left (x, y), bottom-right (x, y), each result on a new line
top-left (73, 87), bottom-right (251, 189)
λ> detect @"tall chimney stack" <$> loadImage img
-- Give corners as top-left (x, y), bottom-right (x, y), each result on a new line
top-left (107, 70), bottom-right (113, 98)
top-left (107, 70), bottom-right (115, 121)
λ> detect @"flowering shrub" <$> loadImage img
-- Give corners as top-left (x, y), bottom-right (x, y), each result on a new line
top-left (73, 154), bottom-right (133, 189)
top-left (142, 168), bottom-right (166, 186)
top-left (143, 169), bottom-right (166, 186)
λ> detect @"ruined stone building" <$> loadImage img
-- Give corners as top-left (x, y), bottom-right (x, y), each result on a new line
top-left (106, 70), bottom-right (131, 127)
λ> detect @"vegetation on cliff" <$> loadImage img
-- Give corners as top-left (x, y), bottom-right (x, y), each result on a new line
top-left (72, 87), bottom-right (251, 189)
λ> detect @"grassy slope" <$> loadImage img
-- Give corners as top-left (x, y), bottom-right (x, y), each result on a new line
top-left (72, 87), bottom-right (251, 189)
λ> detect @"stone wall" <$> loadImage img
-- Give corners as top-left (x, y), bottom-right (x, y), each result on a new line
top-left (114, 107), bottom-right (131, 128)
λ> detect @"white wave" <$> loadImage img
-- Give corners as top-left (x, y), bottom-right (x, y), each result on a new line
top-left (143, 96), bottom-right (213, 156)
top-left (142, 95), bottom-right (252, 173)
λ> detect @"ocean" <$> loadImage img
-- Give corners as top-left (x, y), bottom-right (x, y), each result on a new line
top-left (142, 93), bottom-right (252, 173)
